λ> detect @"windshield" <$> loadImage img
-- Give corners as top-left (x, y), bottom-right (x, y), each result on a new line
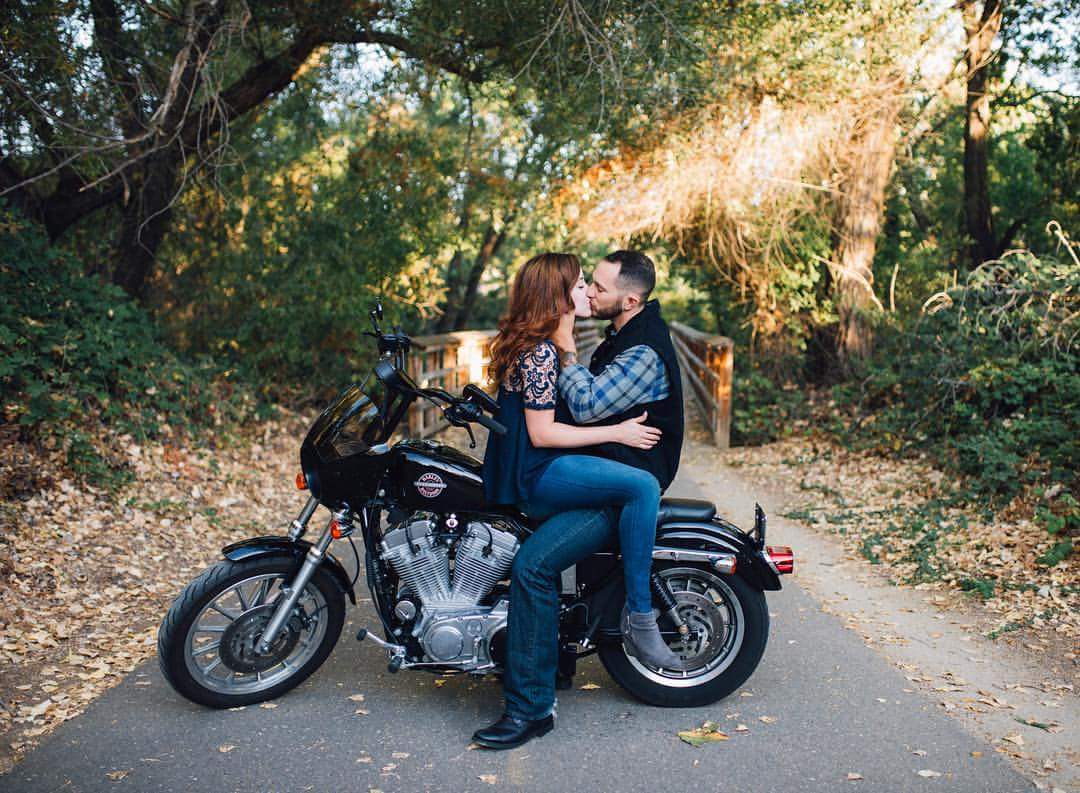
top-left (307, 374), bottom-right (403, 461)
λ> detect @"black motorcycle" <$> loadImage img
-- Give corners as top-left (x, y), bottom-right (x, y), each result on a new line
top-left (158, 304), bottom-right (794, 709)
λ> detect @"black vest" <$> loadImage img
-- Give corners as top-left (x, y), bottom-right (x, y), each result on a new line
top-left (580, 300), bottom-right (684, 491)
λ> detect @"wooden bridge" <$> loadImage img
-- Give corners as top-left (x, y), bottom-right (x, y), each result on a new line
top-left (406, 319), bottom-right (733, 447)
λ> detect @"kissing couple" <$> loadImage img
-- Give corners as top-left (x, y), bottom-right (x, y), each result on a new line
top-left (474, 250), bottom-right (686, 749)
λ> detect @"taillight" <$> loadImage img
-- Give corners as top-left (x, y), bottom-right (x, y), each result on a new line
top-left (296, 471), bottom-right (307, 490)
top-left (766, 546), bottom-right (794, 574)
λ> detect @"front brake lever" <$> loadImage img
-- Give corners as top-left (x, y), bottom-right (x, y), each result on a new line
top-left (444, 405), bottom-right (478, 448)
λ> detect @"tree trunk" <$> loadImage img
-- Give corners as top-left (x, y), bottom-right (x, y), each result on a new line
top-left (110, 153), bottom-right (182, 297)
top-left (834, 98), bottom-right (900, 361)
top-left (434, 250), bottom-right (466, 333)
top-left (452, 223), bottom-right (509, 330)
top-left (961, 0), bottom-right (1004, 269)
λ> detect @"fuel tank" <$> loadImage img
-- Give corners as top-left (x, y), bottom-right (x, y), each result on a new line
top-left (387, 439), bottom-right (490, 513)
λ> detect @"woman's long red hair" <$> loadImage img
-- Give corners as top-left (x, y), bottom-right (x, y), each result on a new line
top-left (489, 252), bottom-right (580, 387)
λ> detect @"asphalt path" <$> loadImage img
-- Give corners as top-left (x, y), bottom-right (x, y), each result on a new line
top-left (2, 476), bottom-right (1035, 793)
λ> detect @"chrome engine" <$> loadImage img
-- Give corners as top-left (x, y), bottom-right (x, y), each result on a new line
top-left (379, 515), bottom-right (519, 670)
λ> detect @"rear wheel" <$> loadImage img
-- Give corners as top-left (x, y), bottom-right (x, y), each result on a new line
top-left (157, 556), bottom-right (345, 708)
top-left (598, 564), bottom-right (768, 707)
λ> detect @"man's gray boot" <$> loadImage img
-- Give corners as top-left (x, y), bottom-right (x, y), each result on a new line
top-left (621, 607), bottom-right (684, 669)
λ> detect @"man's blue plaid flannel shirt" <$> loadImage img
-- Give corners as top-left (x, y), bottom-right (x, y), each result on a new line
top-left (557, 343), bottom-right (670, 423)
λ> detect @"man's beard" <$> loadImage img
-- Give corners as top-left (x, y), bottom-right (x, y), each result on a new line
top-left (591, 303), bottom-right (622, 321)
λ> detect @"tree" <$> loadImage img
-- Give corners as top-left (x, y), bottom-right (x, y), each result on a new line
top-left (834, 88), bottom-right (902, 360)
top-left (1, 0), bottom-right (705, 298)
top-left (960, 0), bottom-right (1005, 269)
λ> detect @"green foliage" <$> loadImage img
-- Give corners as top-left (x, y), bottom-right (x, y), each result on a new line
top-left (731, 368), bottom-right (808, 446)
top-left (831, 250), bottom-right (1079, 503)
top-left (0, 211), bottom-right (252, 485)
top-left (960, 577), bottom-right (996, 600)
top-left (1036, 539), bottom-right (1073, 567)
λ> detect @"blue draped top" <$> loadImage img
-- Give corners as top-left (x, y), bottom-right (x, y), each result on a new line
top-left (481, 340), bottom-right (562, 508)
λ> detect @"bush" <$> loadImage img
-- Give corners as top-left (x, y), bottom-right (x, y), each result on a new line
top-left (832, 250), bottom-right (1079, 503)
top-left (0, 211), bottom-right (255, 485)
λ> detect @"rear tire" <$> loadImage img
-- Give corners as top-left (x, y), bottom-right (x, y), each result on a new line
top-left (157, 556), bottom-right (345, 708)
top-left (599, 564), bottom-right (769, 707)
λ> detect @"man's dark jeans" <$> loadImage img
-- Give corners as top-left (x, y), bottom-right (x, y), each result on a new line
top-left (503, 506), bottom-right (617, 721)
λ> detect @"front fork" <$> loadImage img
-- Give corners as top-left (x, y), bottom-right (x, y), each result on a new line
top-left (255, 499), bottom-right (346, 655)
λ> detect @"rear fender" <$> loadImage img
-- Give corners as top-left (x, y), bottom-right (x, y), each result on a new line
top-left (655, 519), bottom-right (782, 591)
top-left (221, 536), bottom-right (357, 604)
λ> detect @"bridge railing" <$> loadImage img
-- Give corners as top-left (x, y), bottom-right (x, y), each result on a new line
top-left (669, 321), bottom-right (733, 448)
top-left (406, 319), bottom-right (732, 445)
top-left (407, 320), bottom-right (604, 439)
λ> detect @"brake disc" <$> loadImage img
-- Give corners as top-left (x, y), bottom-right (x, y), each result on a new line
top-left (219, 604), bottom-right (303, 674)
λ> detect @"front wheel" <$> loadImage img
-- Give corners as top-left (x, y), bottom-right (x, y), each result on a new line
top-left (598, 565), bottom-right (769, 707)
top-left (157, 556), bottom-right (345, 708)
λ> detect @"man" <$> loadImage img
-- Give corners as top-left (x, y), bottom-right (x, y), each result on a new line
top-left (472, 250), bottom-right (685, 750)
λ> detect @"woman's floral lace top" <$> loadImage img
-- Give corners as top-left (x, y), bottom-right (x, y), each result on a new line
top-left (503, 341), bottom-right (558, 410)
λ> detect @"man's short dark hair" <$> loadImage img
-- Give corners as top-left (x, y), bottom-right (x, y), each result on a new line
top-left (604, 250), bottom-right (655, 300)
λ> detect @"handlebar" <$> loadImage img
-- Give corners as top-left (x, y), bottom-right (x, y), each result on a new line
top-left (472, 411), bottom-right (508, 436)
top-left (368, 305), bottom-right (503, 438)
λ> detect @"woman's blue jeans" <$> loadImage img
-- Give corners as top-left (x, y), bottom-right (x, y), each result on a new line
top-left (525, 455), bottom-right (661, 614)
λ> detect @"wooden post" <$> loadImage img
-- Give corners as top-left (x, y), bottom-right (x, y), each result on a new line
top-left (669, 322), bottom-right (734, 449)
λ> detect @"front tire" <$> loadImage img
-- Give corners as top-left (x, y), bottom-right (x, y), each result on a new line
top-left (598, 565), bottom-right (769, 708)
top-left (157, 556), bottom-right (345, 708)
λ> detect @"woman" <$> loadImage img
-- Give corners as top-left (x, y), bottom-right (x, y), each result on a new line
top-left (482, 252), bottom-right (681, 669)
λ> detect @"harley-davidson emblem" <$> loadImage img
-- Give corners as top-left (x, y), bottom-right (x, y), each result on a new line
top-left (414, 473), bottom-right (447, 498)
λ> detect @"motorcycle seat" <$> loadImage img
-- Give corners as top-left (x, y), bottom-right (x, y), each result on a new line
top-left (657, 497), bottom-right (716, 524)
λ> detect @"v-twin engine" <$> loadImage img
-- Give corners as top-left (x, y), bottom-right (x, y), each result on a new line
top-left (379, 516), bottom-right (519, 669)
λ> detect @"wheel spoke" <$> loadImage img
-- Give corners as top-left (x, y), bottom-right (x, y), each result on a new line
top-left (209, 602), bottom-right (238, 621)
top-left (253, 578), bottom-right (271, 607)
top-left (203, 657), bottom-right (222, 674)
top-left (193, 641), bottom-right (220, 656)
top-left (194, 624), bottom-right (227, 633)
top-left (234, 584), bottom-right (250, 612)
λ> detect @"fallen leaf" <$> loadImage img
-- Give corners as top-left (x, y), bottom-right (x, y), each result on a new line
top-left (678, 722), bottom-right (730, 746)
top-left (106, 770), bottom-right (130, 781)
top-left (917, 770), bottom-right (942, 778)
top-left (846, 772), bottom-right (863, 781)
top-left (734, 724), bottom-right (749, 732)
top-left (260, 702), bottom-right (277, 709)
top-left (218, 744), bottom-right (236, 753)
top-left (392, 752), bottom-right (409, 759)
top-left (1002, 734), bottom-right (1024, 746)
top-left (1014, 717), bottom-right (1061, 732)
top-left (348, 694), bottom-right (366, 702)
top-left (758, 715), bottom-right (777, 724)
top-left (433, 679), bottom-right (447, 688)
top-left (970, 751), bottom-right (982, 758)
top-left (479, 775), bottom-right (498, 785)
top-left (580, 683), bottom-right (601, 690)
top-left (354, 708), bottom-right (370, 716)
